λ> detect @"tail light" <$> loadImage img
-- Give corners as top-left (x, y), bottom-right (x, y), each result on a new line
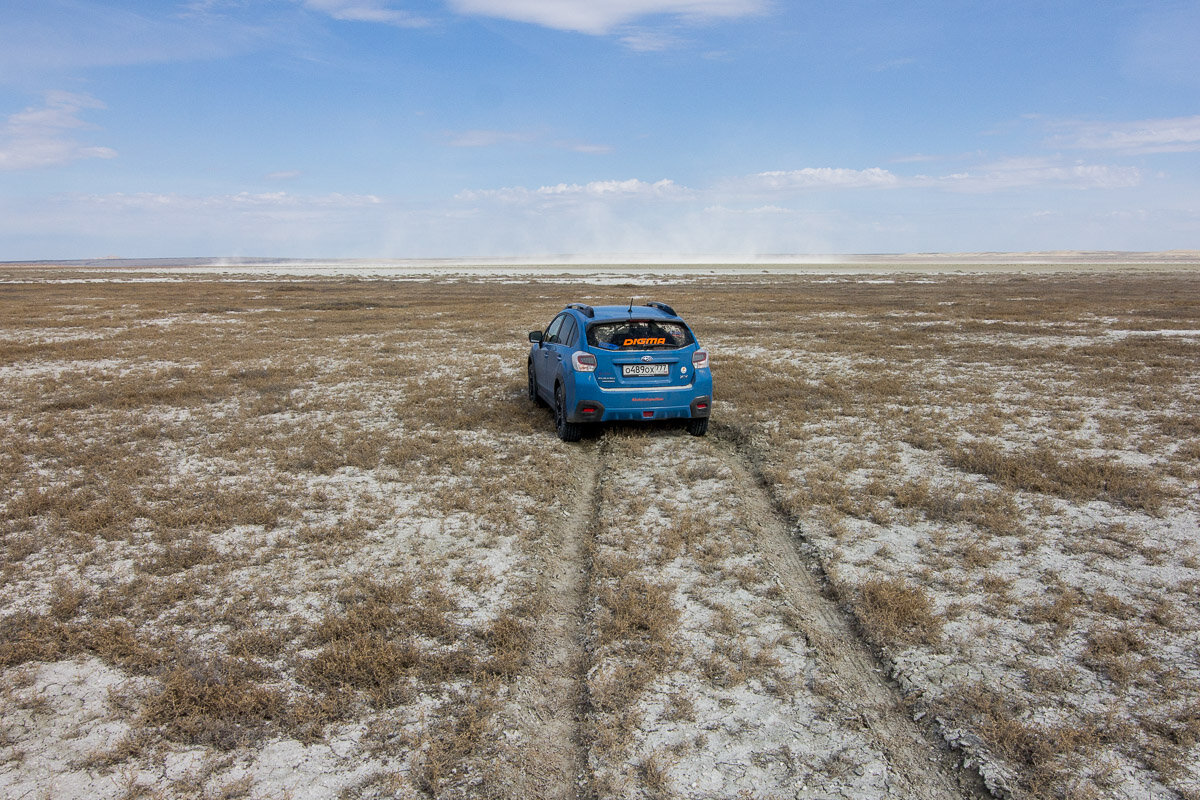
top-left (692, 349), bottom-right (709, 370)
top-left (571, 352), bottom-right (597, 372)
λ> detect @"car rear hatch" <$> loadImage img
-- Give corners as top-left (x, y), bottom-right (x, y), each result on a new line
top-left (586, 318), bottom-right (698, 389)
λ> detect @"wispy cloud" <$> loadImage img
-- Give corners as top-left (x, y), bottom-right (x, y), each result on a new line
top-left (458, 178), bottom-right (685, 202)
top-left (554, 140), bottom-right (615, 154)
top-left (0, 2), bottom-right (273, 76)
top-left (1051, 115), bottom-right (1200, 154)
top-left (300, 0), bottom-right (431, 26)
top-left (444, 129), bottom-right (536, 147)
top-left (443, 128), bottom-right (612, 153)
top-left (749, 167), bottom-right (900, 190)
top-left (83, 191), bottom-right (383, 211)
top-left (460, 157), bottom-right (1144, 210)
top-left (738, 160), bottom-right (1142, 194)
top-left (445, 0), bottom-right (768, 35)
top-left (0, 91), bottom-right (116, 171)
top-left (619, 29), bottom-right (686, 51)
top-left (932, 158), bottom-right (1143, 192)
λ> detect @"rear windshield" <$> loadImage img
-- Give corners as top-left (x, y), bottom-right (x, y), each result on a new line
top-left (587, 320), bottom-right (695, 350)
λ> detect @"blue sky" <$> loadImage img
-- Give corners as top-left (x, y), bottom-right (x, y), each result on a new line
top-left (1, 0), bottom-right (1198, 259)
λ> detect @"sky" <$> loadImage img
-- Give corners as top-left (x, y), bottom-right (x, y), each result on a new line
top-left (1, 0), bottom-right (1198, 260)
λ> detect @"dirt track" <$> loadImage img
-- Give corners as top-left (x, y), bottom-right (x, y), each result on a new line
top-left (518, 429), bottom-right (989, 799)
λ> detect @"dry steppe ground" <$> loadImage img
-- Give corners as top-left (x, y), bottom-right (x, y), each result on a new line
top-left (1, 267), bottom-right (1198, 800)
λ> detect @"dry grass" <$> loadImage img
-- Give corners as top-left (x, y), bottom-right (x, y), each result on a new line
top-left (2, 267), bottom-right (1198, 799)
top-left (852, 577), bottom-right (943, 646)
top-left (947, 440), bottom-right (1166, 512)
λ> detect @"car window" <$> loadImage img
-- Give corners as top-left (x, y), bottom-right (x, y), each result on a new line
top-left (587, 320), bottom-right (695, 350)
top-left (544, 314), bottom-right (566, 344)
top-left (560, 316), bottom-right (578, 347)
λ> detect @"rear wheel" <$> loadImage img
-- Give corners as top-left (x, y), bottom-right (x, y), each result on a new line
top-left (554, 383), bottom-right (583, 442)
top-left (686, 417), bottom-right (709, 437)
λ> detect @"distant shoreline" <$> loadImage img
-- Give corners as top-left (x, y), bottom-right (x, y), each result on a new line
top-left (3, 251), bottom-right (1198, 276)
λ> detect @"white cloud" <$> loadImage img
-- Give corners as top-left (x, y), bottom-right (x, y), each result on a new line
top-left (84, 191), bottom-right (383, 211)
top-left (445, 0), bottom-right (767, 35)
top-left (749, 167), bottom-right (900, 190)
top-left (619, 29), bottom-right (685, 51)
top-left (0, 91), bottom-right (117, 171)
top-left (458, 177), bottom-right (685, 202)
top-left (301, 0), bottom-right (430, 26)
top-left (539, 178), bottom-right (682, 196)
top-left (555, 140), bottom-right (615, 154)
top-left (738, 160), bottom-right (1142, 194)
top-left (934, 158), bottom-right (1143, 192)
top-left (444, 129), bottom-right (535, 147)
top-left (1052, 115), bottom-right (1200, 154)
top-left (458, 158), bottom-right (1144, 215)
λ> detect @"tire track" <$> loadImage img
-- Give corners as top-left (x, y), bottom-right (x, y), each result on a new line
top-left (502, 439), bottom-right (601, 800)
top-left (711, 428), bottom-right (990, 799)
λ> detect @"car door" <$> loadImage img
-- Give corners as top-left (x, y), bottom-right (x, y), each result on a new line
top-left (537, 314), bottom-right (566, 398)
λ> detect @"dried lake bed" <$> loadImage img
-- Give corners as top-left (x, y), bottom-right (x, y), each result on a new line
top-left (2, 262), bottom-right (1199, 799)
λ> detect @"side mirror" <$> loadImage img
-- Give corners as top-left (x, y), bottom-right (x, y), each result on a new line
top-left (528, 331), bottom-right (544, 343)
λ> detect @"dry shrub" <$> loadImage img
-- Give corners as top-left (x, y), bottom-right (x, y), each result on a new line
top-left (480, 612), bottom-right (530, 678)
top-left (49, 579), bottom-right (89, 621)
top-left (893, 478), bottom-right (1023, 536)
top-left (146, 483), bottom-right (286, 531)
top-left (659, 510), bottom-right (711, 558)
top-left (1024, 663), bottom-right (1076, 694)
top-left (226, 628), bottom-right (285, 659)
top-left (299, 575), bottom-right (482, 711)
top-left (0, 607), bottom-right (170, 674)
top-left (298, 515), bottom-right (369, 544)
top-left (310, 577), bottom-right (459, 646)
top-left (588, 658), bottom-right (672, 720)
top-left (88, 621), bottom-right (174, 672)
top-left (598, 574), bottom-right (680, 652)
top-left (140, 657), bottom-right (287, 749)
top-left (639, 749), bottom-right (675, 799)
top-left (943, 682), bottom-right (1107, 798)
top-left (948, 441), bottom-right (1166, 512)
top-left (411, 685), bottom-right (501, 795)
top-left (1021, 588), bottom-right (1082, 637)
top-left (853, 577), bottom-right (942, 646)
top-left (144, 538), bottom-right (220, 575)
top-left (300, 635), bottom-right (423, 703)
top-left (1083, 625), bottom-right (1148, 685)
top-left (274, 425), bottom-right (386, 474)
top-left (39, 372), bottom-right (224, 412)
top-left (0, 612), bottom-right (75, 667)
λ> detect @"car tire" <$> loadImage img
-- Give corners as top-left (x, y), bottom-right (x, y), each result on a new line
top-left (686, 417), bottom-right (709, 437)
top-left (528, 361), bottom-right (542, 405)
top-left (554, 383), bottom-right (583, 442)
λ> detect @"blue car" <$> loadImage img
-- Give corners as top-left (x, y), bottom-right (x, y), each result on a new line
top-left (527, 301), bottom-right (712, 441)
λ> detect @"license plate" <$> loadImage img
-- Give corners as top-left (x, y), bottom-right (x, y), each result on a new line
top-left (622, 363), bottom-right (669, 377)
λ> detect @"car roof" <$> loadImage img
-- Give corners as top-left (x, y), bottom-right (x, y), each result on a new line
top-left (574, 304), bottom-right (682, 322)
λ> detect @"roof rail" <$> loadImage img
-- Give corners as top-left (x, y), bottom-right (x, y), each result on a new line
top-left (565, 303), bottom-right (595, 318)
top-left (644, 301), bottom-right (677, 316)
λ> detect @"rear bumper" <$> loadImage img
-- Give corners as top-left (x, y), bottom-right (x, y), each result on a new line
top-left (568, 384), bottom-right (712, 423)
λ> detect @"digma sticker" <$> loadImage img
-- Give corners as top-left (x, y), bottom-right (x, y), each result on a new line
top-left (623, 337), bottom-right (666, 346)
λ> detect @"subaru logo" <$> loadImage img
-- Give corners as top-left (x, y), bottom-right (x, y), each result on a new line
top-left (641, 355), bottom-right (653, 362)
